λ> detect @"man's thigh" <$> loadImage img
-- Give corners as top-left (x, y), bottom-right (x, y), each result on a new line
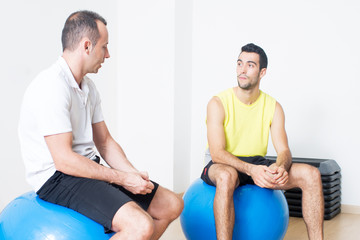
top-left (111, 201), bottom-right (153, 232)
top-left (207, 162), bottom-right (241, 187)
top-left (270, 163), bottom-right (317, 190)
top-left (201, 156), bottom-right (271, 187)
top-left (146, 186), bottom-right (181, 220)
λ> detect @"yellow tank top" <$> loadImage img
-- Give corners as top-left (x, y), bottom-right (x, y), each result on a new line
top-left (216, 88), bottom-right (276, 157)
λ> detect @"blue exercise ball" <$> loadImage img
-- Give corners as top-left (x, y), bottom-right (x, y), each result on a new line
top-left (180, 179), bottom-right (289, 240)
top-left (0, 192), bottom-right (115, 240)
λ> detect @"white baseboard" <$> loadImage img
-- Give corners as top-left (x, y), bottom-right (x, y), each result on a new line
top-left (341, 204), bottom-right (360, 214)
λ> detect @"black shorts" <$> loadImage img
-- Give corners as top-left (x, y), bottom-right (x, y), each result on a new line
top-left (37, 156), bottom-right (159, 233)
top-left (200, 156), bottom-right (271, 186)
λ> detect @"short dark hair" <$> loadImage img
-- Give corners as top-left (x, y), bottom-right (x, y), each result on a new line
top-left (61, 10), bottom-right (107, 51)
top-left (241, 43), bottom-right (268, 70)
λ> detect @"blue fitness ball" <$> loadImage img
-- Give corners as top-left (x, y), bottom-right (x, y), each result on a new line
top-left (0, 192), bottom-right (115, 240)
top-left (180, 178), bottom-right (289, 240)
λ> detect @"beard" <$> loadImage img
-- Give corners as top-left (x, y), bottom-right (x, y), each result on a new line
top-left (237, 74), bottom-right (260, 90)
top-left (238, 81), bottom-right (252, 90)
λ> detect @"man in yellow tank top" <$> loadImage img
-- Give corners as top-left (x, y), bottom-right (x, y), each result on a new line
top-left (201, 43), bottom-right (324, 240)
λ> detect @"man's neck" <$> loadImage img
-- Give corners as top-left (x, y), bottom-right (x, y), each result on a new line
top-left (234, 87), bottom-right (261, 105)
top-left (62, 52), bottom-right (85, 86)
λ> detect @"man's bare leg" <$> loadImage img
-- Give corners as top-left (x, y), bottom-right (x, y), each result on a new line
top-left (209, 164), bottom-right (239, 240)
top-left (284, 163), bottom-right (324, 240)
top-left (110, 201), bottom-right (154, 240)
top-left (109, 186), bottom-right (183, 240)
top-left (146, 186), bottom-right (184, 240)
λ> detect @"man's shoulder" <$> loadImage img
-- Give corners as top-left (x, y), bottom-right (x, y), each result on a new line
top-left (259, 91), bottom-right (277, 117)
top-left (215, 87), bottom-right (234, 99)
top-left (26, 62), bottom-right (69, 99)
top-left (217, 87), bottom-right (233, 95)
top-left (260, 90), bottom-right (277, 103)
top-left (34, 61), bottom-right (65, 84)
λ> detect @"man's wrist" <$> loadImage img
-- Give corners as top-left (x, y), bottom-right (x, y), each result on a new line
top-left (246, 163), bottom-right (254, 176)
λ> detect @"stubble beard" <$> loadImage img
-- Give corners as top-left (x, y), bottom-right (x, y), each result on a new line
top-left (237, 74), bottom-right (260, 90)
top-left (238, 81), bottom-right (252, 90)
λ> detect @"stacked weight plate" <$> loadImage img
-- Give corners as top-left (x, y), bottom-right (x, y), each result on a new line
top-left (267, 156), bottom-right (341, 220)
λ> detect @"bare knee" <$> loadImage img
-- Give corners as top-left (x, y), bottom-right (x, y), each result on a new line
top-left (136, 215), bottom-right (155, 239)
top-left (113, 213), bottom-right (154, 239)
top-left (112, 204), bottom-right (155, 239)
top-left (163, 192), bottom-right (184, 221)
top-left (298, 165), bottom-right (322, 190)
top-left (308, 166), bottom-right (322, 187)
top-left (171, 194), bottom-right (184, 220)
top-left (163, 191), bottom-right (184, 221)
top-left (213, 166), bottom-right (239, 191)
top-left (146, 187), bottom-right (184, 226)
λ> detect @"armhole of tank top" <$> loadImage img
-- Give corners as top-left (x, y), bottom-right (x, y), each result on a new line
top-left (215, 94), bottom-right (227, 126)
top-left (269, 99), bottom-right (277, 125)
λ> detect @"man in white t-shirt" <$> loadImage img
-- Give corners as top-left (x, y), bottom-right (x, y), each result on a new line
top-left (18, 10), bottom-right (183, 240)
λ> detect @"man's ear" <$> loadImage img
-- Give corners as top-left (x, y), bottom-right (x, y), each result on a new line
top-left (83, 39), bottom-right (92, 54)
top-left (259, 68), bottom-right (267, 79)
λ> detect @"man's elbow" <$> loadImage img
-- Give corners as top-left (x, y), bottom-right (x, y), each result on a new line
top-left (53, 157), bottom-right (68, 173)
top-left (209, 149), bottom-right (223, 163)
top-left (52, 152), bottom-right (74, 173)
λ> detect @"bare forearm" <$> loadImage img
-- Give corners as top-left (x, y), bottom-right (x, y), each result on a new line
top-left (275, 150), bottom-right (292, 171)
top-left (54, 150), bottom-right (126, 184)
top-left (92, 121), bottom-right (137, 173)
top-left (97, 137), bottom-right (138, 173)
top-left (210, 149), bottom-right (253, 175)
top-left (55, 151), bottom-right (153, 194)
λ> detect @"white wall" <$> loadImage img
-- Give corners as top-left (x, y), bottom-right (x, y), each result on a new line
top-left (115, 0), bottom-right (176, 190)
top-left (190, 0), bottom-right (360, 206)
top-left (174, 0), bottom-right (193, 192)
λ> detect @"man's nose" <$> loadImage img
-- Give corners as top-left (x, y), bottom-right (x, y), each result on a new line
top-left (239, 65), bottom-right (247, 74)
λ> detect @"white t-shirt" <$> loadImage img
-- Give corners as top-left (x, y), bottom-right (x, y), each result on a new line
top-left (18, 57), bottom-right (104, 192)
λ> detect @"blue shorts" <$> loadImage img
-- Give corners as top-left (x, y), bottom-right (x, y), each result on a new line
top-left (37, 156), bottom-right (159, 233)
top-left (200, 156), bottom-right (271, 186)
